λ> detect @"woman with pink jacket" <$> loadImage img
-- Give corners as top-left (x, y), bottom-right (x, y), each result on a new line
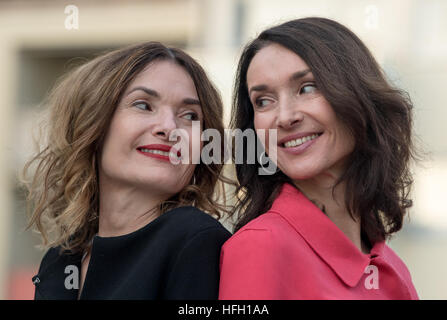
top-left (219, 17), bottom-right (419, 300)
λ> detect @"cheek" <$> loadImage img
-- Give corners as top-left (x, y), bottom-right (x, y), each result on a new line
top-left (186, 127), bottom-right (203, 161)
top-left (100, 114), bottom-right (144, 170)
top-left (99, 133), bottom-right (124, 178)
top-left (312, 100), bottom-right (355, 153)
top-left (332, 118), bottom-right (355, 155)
top-left (106, 111), bottom-right (140, 149)
top-left (339, 130), bottom-right (355, 157)
top-left (253, 113), bottom-right (270, 131)
top-left (172, 126), bottom-right (203, 165)
top-left (254, 113), bottom-right (275, 153)
top-left (99, 126), bottom-right (118, 169)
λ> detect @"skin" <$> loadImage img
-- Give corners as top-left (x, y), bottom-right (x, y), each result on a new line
top-left (78, 60), bottom-right (203, 298)
top-left (246, 43), bottom-right (369, 255)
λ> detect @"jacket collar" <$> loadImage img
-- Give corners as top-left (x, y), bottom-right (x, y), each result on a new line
top-left (270, 183), bottom-right (385, 287)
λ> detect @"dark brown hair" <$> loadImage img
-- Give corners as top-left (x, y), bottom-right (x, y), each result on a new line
top-left (230, 17), bottom-right (420, 244)
top-left (23, 42), bottom-right (228, 254)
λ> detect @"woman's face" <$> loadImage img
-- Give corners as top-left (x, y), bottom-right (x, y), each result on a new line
top-left (246, 43), bottom-right (355, 183)
top-left (99, 60), bottom-right (203, 197)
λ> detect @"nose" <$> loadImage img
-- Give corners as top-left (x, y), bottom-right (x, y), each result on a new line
top-left (275, 96), bottom-right (304, 129)
top-left (151, 109), bottom-right (178, 139)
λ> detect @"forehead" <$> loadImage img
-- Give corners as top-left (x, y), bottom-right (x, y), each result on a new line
top-left (126, 60), bottom-right (198, 97)
top-left (247, 43), bottom-right (310, 86)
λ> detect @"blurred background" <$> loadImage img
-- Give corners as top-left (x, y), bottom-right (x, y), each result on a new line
top-left (0, 0), bottom-right (445, 299)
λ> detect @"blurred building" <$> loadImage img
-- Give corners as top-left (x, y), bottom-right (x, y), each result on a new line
top-left (0, 0), bottom-right (445, 299)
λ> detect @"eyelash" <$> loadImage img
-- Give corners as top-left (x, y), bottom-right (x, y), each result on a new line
top-left (133, 101), bottom-right (151, 111)
top-left (299, 82), bottom-right (317, 94)
top-left (254, 98), bottom-right (273, 108)
top-left (254, 82), bottom-right (318, 108)
top-left (132, 101), bottom-right (198, 121)
top-left (183, 112), bottom-right (199, 121)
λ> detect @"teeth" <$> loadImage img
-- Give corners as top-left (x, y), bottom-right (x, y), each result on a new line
top-left (140, 148), bottom-right (171, 157)
top-left (283, 134), bottom-right (320, 148)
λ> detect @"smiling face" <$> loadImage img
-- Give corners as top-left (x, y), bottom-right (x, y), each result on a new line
top-left (246, 43), bottom-right (355, 183)
top-left (99, 60), bottom-right (203, 198)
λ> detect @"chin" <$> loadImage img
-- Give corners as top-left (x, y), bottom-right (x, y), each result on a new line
top-left (283, 170), bottom-right (328, 181)
top-left (129, 167), bottom-right (192, 193)
top-left (281, 166), bottom-right (322, 181)
top-left (287, 174), bottom-right (315, 181)
top-left (134, 176), bottom-right (175, 191)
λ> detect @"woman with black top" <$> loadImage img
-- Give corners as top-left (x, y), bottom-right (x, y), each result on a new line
top-left (23, 42), bottom-right (231, 299)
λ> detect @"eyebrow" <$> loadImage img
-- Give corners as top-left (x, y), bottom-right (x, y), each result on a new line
top-left (126, 86), bottom-right (201, 106)
top-left (290, 69), bottom-right (312, 82)
top-left (127, 86), bottom-right (159, 98)
top-left (248, 69), bottom-right (312, 95)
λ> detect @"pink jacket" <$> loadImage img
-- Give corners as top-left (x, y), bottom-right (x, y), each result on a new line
top-left (219, 183), bottom-right (419, 299)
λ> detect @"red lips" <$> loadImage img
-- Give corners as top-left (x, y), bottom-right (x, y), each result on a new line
top-left (136, 144), bottom-right (181, 162)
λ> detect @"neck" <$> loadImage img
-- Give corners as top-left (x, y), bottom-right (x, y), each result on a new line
top-left (98, 175), bottom-right (168, 238)
top-left (293, 170), bottom-right (369, 254)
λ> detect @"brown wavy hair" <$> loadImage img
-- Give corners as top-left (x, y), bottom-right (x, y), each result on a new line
top-left (230, 17), bottom-right (421, 244)
top-left (22, 42), bottom-right (228, 254)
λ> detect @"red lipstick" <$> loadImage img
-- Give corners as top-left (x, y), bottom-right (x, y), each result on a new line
top-left (136, 144), bottom-right (181, 163)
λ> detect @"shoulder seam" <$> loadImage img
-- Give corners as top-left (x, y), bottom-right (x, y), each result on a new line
top-left (182, 226), bottom-right (230, 251)
top-left (235, 210), bottom-right (284, 232)
top-left (168, 225), bottom-right (229, 273)
top-left (223, 227), bottom-right (272, 247)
